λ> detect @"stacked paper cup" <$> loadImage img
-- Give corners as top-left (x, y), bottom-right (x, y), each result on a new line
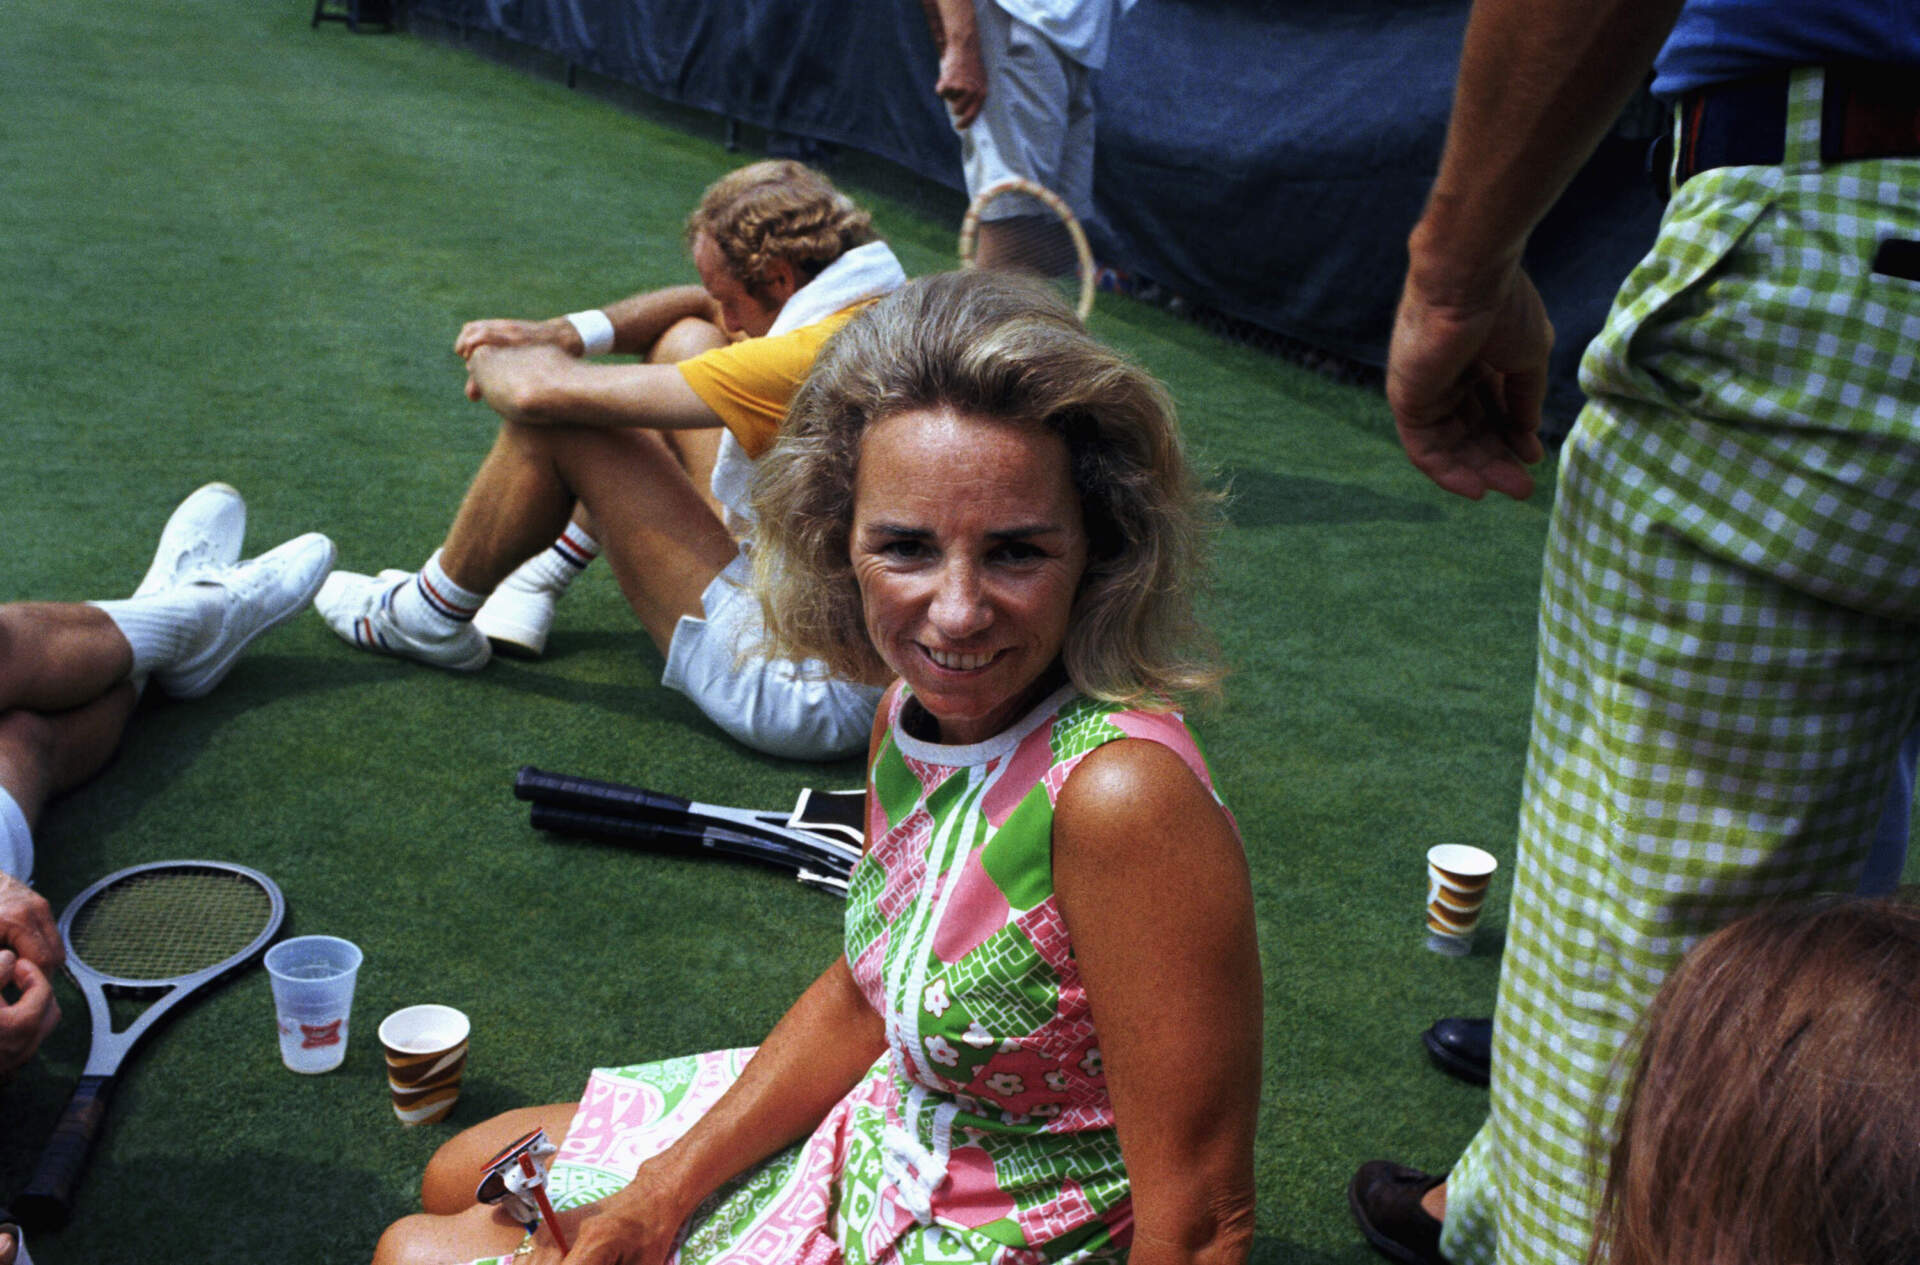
top-left (379, 1004), bottom-right (471, 1125)
top-left (1425, 844), bottom-right (1498, 955)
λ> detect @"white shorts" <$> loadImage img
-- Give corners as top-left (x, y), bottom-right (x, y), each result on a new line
top-left (1, 785), bottom-right (32, 881)
top-left (959, 0), bottom-right (1097, 219)
top-left (662, 554), bottom-right (883, 761)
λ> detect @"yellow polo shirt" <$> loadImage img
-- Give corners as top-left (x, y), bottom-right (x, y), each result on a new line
top-left (676, 302), bottom-right (873, 458)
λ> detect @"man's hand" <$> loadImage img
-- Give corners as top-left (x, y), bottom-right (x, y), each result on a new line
top-left (1, 949), bottom-right (60, 1078)
top-left (0, 874), bottom-right (61, 971)
top-left (1386, 257), bottom-right (1551, 501)
top-left (464, 342), bottom-right (570, 411)
top-left (454, 318), bottom-right (581, 362)
top-left (923, 0), bottom-right (987, 129)
top-left (937, 43), bottom-right (988, 129)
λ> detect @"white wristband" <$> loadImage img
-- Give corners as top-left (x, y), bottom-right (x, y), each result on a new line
top-left (564, 309), bottom-right (616, 356)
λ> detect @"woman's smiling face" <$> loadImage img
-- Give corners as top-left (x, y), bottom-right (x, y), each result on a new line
top-left (850, 407), bottom-right (1089, 745)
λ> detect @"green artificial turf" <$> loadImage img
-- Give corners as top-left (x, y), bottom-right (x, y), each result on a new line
top-left (12, 2), bottom-right (1880, 1262)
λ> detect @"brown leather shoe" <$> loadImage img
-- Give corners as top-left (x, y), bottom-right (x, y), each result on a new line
top-left (1347, 1161), bottom-right (1448, 1264)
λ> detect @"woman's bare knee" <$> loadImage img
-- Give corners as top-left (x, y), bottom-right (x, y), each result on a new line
top-left (374, 1205), bottom-right (522, 1265)
top-left (421, 1103), bottom-right (577, 1215)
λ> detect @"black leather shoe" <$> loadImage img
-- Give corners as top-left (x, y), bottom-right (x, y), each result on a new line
top-left (1348, 1161), bottom-right (1448, 1264)
top-left (1422, 1016), bottom-right (1491, 1086)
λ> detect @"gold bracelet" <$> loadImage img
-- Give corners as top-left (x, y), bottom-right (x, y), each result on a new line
top-left (510, 1232), bottom-right (537, 1260)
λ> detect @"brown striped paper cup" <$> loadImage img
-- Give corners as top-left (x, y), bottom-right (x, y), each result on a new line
top-left (379, 1004), bottom-right (470, 1125)
top-left (1424, 844), bottom-right (1499, 956)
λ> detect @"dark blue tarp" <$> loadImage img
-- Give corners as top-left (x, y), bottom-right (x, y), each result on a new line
top-left (407, 0), bottom-right (1664, 424)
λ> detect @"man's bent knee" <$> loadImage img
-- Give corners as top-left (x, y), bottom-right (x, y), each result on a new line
top-left (651, 315), bottom-right (728, 365)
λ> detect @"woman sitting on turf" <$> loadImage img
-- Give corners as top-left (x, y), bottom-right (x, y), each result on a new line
top-left (372, 271), bottom-right (1263, 1265)
top-left (1591, 893), bottom-right (1920, 1265)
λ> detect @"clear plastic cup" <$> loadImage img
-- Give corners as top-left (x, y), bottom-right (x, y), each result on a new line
top-left (264, 935), bottom-right (363, 1073)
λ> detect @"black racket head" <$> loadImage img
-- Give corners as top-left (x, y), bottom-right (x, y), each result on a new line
top-left (60, 860), bottom-right (285, 987)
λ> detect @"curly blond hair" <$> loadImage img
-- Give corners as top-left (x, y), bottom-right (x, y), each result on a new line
top-left (750, 270), bottom-right (1222, 707)
top-left (684, 160), bottom-right (876, 298)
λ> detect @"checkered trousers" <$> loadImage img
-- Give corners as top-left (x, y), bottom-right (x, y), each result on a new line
top-left (1442, 69), bottom-right (1920, 1265)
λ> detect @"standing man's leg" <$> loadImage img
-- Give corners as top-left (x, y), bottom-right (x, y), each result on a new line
top-left (1440, 82), bottom-right (1920, 1265)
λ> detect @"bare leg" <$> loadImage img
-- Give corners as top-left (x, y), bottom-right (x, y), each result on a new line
top-left (544, 426), bottom-right (739, 655)
top-left (374, 1102), bottom-right (578, 1265)
top-left (372, 1202), bottom-right (528, 1265)
top-left (435, 310), bottom-right (725, 598)
top-left (0, 604), bottom-right (133, 715)
top-left (435, 423), bottom-right (583, 596)
top-left (0, 688), bottom-right (138, 830)
top-left (0, 603), bottom-right (140, 830)
top-left (420, 1102), bottom-right (579, 1215)
top-left (649, 316), bottom-right (729, 520)
top-left (975, 215), bottom-right (1078, 279)
top-left (435, 417), bottom-right (733, 655)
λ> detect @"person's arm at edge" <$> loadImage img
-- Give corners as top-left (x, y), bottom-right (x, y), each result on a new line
top-left (465, 346), bottom-right (723, 431)
top-left (1054, 738), bottom-right (1262, 1265)
top-left (455, 285), bottom-right (718, 360)
top-left (1388, 0), bottom-right (1682, 501)
top-left (923, 0), bottom-right (987, 128)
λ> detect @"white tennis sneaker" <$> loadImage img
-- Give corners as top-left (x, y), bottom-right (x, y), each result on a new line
top-left (156, 532), bottom-right (338, 699)
top-left (471, 563), bottom-right (562, 657)
top-left (315, 568), bottom-right (492, 672)
top-left (135, 482), bottom-right (248, 598)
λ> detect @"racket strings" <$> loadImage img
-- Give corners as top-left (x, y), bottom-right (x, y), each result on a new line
top-left (70, 870), bottom-right (273, 980)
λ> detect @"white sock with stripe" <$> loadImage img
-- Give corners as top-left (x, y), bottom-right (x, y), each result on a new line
top-left (390, 550), bottom-right (486, 635)
top-left (524, 521), bottom-right (599, 593)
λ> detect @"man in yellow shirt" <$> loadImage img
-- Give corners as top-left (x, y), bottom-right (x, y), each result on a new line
top-left (317, 161), bottom-right (907, 759)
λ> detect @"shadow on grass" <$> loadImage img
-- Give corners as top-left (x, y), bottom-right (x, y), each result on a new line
top-left (22, 1148), bottom-right (388, 1264)
top-left (1219, 469), bottom-right (1444, 530)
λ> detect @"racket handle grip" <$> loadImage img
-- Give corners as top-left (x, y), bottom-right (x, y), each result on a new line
top-left (15, 1073), bottom-right (115, 1231)
top-left (514, 765), bottom-right (693, 820)
top-left (529, 803), bottom-right (705, 853)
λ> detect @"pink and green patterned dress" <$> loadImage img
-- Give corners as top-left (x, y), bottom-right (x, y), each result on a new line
top-left (468, 681), bottom-right (1232, 1265)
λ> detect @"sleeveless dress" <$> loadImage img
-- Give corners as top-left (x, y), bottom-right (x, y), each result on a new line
top-left (465, 681), bottom-right (1232, 1265)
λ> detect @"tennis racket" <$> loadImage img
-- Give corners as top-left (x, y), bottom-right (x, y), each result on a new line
top-left (514, 766), bottom-right (862, 891)
top-left (958, 177), bottom-right (1097, 322)
top-left (13, 860), bottom-right (285, 1230)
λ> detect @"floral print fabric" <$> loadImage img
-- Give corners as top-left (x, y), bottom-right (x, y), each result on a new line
top-left (462, 682), bottom-right (1229, 1265)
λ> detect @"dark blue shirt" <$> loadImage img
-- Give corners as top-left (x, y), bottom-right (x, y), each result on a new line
top-left (1653, 0), bottom-right (1920, 98)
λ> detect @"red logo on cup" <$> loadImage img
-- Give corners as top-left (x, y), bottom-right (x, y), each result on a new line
top-left (301, 1019), bottom-right (343, 1049)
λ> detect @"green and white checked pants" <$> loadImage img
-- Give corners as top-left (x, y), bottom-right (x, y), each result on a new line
top-left (1442, 69), bottom-right (1920, 1265)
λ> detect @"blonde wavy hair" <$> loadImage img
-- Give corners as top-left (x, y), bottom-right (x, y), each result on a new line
top-left (684, 160), bottom-right (876, 299)
top-left (751, 270), bottom-right (1222, 707)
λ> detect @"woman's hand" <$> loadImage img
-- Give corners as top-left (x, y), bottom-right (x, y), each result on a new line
top-left (514, 1169), bottom-right (690, 1265)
